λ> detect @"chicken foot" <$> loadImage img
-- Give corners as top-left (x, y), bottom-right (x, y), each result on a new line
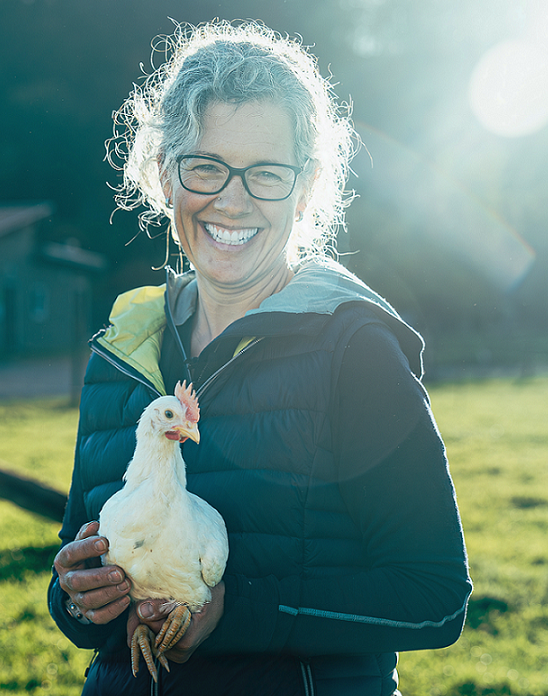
top-left (130, 604), bottom-right (192, 682)
top-left (131, 624), bottom-right (170, 682)
top-left (155, 604), bottom-right (192, 654)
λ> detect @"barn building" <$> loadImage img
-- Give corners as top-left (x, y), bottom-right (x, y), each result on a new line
top-left (0, 202), bottom-right (106, 358)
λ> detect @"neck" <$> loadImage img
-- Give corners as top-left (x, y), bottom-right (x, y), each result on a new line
top-left (191, 265), bottom-right (294, 357)
top-left (124, 431), bottom-right (187, 490)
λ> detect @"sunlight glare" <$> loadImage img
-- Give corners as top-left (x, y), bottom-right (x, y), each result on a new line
top-left (469, 39), bottom-right (548, 137)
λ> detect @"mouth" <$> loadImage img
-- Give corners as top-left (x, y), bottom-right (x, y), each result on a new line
top-left (203, 223), bottom-right (259, 246)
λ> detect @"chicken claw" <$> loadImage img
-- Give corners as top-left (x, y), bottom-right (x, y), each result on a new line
top-left (154, 604), bottom-right (192, 654)
top-left (131, 624), bottom-right (170, 682)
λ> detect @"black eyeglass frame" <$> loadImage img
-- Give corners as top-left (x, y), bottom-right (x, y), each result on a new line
top-left (176, 154), bottom-right (305, 201)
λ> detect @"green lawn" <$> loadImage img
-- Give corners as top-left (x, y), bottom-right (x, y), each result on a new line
top-left (0, 398), bottom-right (91, 693)
top-left (399, 376), bottom-right (548, 696)
top-left (0, 377), bottom-right (547, 695)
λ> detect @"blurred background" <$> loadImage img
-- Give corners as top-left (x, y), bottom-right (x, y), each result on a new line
top-left (1, 0), bottom-right (547, 390)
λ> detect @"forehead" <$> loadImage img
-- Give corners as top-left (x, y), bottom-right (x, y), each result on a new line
top-left (197, 100), bottom-right (297, 165)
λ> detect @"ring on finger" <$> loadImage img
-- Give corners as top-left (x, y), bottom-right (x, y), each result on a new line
top-left (65, 599), bottom-right (93, 624)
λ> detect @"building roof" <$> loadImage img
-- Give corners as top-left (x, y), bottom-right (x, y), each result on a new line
top-left (0, 202), bottom-right (55, 238)
top-left (0, 201), bottom-right (107, 273)
top-left (40, 240), bottom-right (108, 272)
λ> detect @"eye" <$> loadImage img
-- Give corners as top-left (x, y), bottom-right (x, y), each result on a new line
top-left (164, 410), bottom-right (174, 419)
top-left (194, 163), bottom-right (223, 174)
top-left (250, 168), bottom-right (284, 183)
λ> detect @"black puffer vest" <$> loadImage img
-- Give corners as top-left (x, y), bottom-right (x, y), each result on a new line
top-left (55, 260), bottom-right (435, 695)
top-left (78, 303), bottom-right (404, 694)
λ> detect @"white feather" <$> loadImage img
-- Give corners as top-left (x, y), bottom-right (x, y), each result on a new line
top-left (98, 394), bottom-right (229, 612)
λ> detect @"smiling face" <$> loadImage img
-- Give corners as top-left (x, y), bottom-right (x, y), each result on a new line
top-left (163, 100), bottom-right (308, 296)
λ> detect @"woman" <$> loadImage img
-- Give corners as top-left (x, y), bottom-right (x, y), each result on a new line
top-left (49, 20), bottom-right (472, 696)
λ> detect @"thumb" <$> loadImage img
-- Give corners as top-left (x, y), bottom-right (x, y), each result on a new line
top-left (137, 600), bottom-right (171, 621)
top-left (75, 520), bottom-right (100, 541)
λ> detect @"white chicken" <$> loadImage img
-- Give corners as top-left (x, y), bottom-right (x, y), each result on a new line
top-left (98, 381), bottom-right (229, 682)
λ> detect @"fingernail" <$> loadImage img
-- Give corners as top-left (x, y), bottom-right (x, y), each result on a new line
top-left (138, 602), bottom-right (153, 619)
top-left (117, 580), bottom-right (130, 592)
top-left (108, 569), bottom-right (122, 583)
top-left (95, 539), bottom-right (106, 553)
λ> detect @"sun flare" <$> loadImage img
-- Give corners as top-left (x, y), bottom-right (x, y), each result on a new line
top-left (469, 39), bottom-right (548, 137)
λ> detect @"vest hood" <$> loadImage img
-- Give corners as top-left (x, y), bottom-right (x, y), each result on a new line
top-left (95, 258), bottom-right (424, 383)
top-left (168, 258), bottom-right (425, 377)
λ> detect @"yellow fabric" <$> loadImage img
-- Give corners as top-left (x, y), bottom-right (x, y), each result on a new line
top-left (233, 337), bottom-right (256, 357)
top-left (97, 283), bottom-right (255, 393)
top-left (96, 284), bottom-right (167, 395)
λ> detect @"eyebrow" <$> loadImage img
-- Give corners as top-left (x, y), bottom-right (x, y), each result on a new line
top-left (188, 151), bottom-right (291, 167)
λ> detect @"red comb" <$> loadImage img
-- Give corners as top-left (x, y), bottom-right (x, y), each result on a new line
top-left (174, 381), bottom-right (200, 423)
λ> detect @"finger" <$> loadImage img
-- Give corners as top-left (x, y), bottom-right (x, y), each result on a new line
top-left (167, 585), bottom-right (224, 654)
top-left (62, 564), bottom-right (128, 595)
top-left (72, 577), bottom-right (131, 610)
top-left (87, 594), bottom-right (131, 626)
top-left (126, 605), bottom-right (141, 646)
top-left (137, 599), bottom-right (171, 622)
top-left (75, 520), bottom-right (100, 541)
top-left (125, 605), bottom-right (165, 646)
top-left (55, 536), bottom-right (109, 574)
top-left (165, 645), bottom-right (196, 664)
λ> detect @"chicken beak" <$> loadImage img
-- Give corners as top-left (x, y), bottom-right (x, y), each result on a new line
top-left (185, 423), bottom-right (200, 445)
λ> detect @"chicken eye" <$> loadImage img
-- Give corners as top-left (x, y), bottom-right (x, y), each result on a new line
top-left (164, 409), bottom-right (174, 419)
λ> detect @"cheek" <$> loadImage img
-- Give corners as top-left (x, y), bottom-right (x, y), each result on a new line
top-left (170, 215), bottom-right (195, 257)
top-left (173, 192), bottom-right (205, 235)
top-left (175, 193), bottom-right (195, 220)
top-left (265, 199), bottom-right (298, 228)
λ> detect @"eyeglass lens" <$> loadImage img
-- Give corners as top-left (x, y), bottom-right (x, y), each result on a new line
top-left (178, 157), bottom-right (297, 200)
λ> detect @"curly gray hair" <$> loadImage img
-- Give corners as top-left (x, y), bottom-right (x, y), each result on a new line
top-left (107, 19), bottom-right (357, 260)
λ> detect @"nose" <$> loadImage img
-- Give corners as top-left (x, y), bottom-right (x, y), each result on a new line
top-left (212, 174), bottom-right (254, 217)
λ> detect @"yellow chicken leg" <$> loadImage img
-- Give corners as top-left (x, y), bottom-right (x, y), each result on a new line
top-left (154, 604), bottom-right (192, 654)
top-left (130, 624), bottom-right (170, 682)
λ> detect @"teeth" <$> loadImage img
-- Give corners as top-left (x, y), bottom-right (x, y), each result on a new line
top-left (204, 223), bottom-right (259, 246)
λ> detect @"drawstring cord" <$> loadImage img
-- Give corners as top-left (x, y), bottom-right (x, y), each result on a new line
top-left (150, 657), bottom-right (161, 696)
top-left (300, 660), bottom-right (315, 696)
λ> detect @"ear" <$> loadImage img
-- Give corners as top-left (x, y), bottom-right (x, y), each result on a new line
top-left (293, 175), bottom-right (313, 222)
top-left (295, 199), bottom-right (306, 223)
top-left (294, 182), bottom-right (309, 222)
top-left (295, 163), bottom-right (320, 221)
top-left (157, 154), bottom-right (173, 205)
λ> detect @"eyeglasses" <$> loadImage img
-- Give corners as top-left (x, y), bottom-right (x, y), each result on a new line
top-left (177, 155), bottom-right (304, 201)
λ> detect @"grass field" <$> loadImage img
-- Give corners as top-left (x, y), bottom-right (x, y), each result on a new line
top-left (0, 376), bottom-right (547, 695)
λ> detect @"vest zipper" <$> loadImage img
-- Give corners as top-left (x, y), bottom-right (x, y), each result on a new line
top-left (195, 337), bottom-right (264, 400)
top-left (164, 284), bottom-right (193, 386)
top-left (300, 660), bottom-right (315, 696)
top-left (90, 333), bottom-right (262, 402)
top-left (164, 280), bottom-right (263, 396)
top-left (90, 340), bottom-right (162, 398)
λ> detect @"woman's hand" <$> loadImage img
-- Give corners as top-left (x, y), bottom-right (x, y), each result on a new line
top-left (54, 520), bottom-right (131, 625)
top-left (127, 581), bottom-right (225, 664)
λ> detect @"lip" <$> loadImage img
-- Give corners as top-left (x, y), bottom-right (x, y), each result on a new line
top-left (202, 222), bottom-right (260, 247)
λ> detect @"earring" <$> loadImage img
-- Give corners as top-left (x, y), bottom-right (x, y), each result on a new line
top-left (296, 211), bottom-right (304, 223)
top-left (165, 196), bottom-right (172, 209)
